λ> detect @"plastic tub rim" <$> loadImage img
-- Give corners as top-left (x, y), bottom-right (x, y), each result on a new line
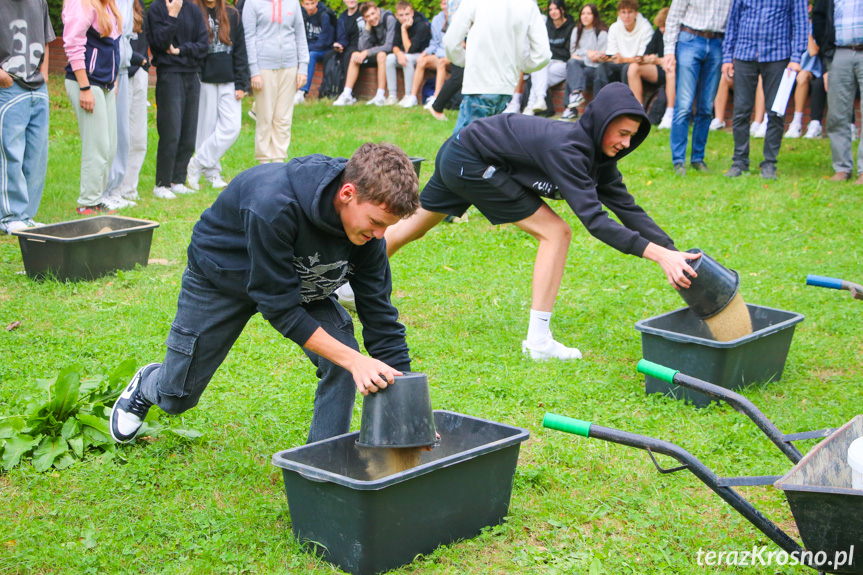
top-left (271, 410), bottom-right (529, 490)
top-left (11, 215), bottom-right (160, 243)
top-left (634, 303), bottom-right (805, 349)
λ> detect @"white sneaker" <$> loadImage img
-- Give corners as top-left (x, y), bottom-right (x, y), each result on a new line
top-left (366, 94), bottom-right (387, 106)
top-left (852, 123), bottom-right (859, 142)
top-left (247, 109), bottom-right (257, 120)
top-left (522, 106), bottom-right (535, 116)
top-left (749, 121), bottom-right (761, 135)
top-left (531, 98), bottom-right (547, 114)
top-left (208, 175), bottom-right (228, 189)
top-left (399, 95), bottom-right (418, 108)
top-left (153, 185), bottom-right (176, 200)
top-left (522, 338), bottom-right (582, 361)
top-left (171, 183), bottom-right (195, 195)
top-left (120, 189), bottom-right (140, 201)
top-left (333, 92), bottom-right (357, 106)
top-left (804, 120), bottom-right (822, 139)
top-left (502, 98), bottom-right (521, 114)
top-left (658, 112), bottom-right (673, 130)
top-left (709, 118), bottom-right (726, 131)
top-left (336, 282), bottom-right (356, 312)
top-left (101, 194), bottom-right (132, 210)
top-left (186, 157), bottom-right (202, 191)
top-left (384, 95), bottom-right (398, 106)
top-left (568, 91), bottom-right (585, 109)
top-left (423, 96), bottom-right (436, 110)
top-left (4, 220), bottom-right (30, 234)
top-left (754, 121), bottom-right (767, 138)
top-left (559, 108), bottom-right (577, 121)
top-left (784, 122), bottom-right (802, 139)
top-left (25, 219), bottom-right (44, 228)
top-left (294, 91), bottom-right (306, 105)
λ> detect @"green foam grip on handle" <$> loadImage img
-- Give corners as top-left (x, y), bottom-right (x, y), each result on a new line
top-left (637, 359), bottom-right (679, 384)
top-left (543, 413), bottom-right (592, 437)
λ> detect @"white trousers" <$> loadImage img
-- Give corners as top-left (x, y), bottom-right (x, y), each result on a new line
top-left (118, 68), bottom-right (149, 195)
top-left (195, 82), bottom-right (241, 178)
top-left (528, 60), bottom-right (567, 104)
top-left (254, 67), bottom-right (298, 163)
top-left (105, 70), bottom-right (129, 196)
top-left (385, 52), bottom-right (421, 97)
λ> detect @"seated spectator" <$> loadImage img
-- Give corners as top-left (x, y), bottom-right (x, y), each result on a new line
top-left (785, 34), bottom-right (822, 138)
top-left (333, 1), bottom-right (396, 106)
top-left (297, 0), bottom-right (335, 104)
top-left (523, 0), bottom-right (574, 116)
top-left (561, 3), bottom-right (608, 121)
top-left (407, 0), bottom-right (449, 109)
top-left (627, 7), bottom-right (675, 129)
top-left (318, 0), bottom-right (362, 99)
top-left (594, 0), bottom-right (653, 95)
top-left (387, 1), bottom-right (431, 107)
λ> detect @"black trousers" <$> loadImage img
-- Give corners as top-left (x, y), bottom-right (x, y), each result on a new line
top-left (731, 59), bottom-right (787, 169)
top-left (155, 71), bottom-right (200, 187)
top-left (432, 64), bottom-right (464, 113)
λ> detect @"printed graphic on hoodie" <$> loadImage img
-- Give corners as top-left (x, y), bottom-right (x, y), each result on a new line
top-left (293, 253), bottom-right (352, 303)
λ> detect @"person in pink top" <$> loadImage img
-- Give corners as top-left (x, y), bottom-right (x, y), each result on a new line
top-left (62, 0), bottom-right (123, 215)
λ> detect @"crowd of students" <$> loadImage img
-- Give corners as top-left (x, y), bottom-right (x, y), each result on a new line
top-left (1, 0), bottom-right (862, 234)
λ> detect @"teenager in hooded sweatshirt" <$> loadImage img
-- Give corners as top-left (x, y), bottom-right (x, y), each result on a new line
top-left (384, 83), bottom-right (699, 361)
top-left (110, 143), bottom-right (420, 445)
top-left (147, 0), bottom-right (209, 199)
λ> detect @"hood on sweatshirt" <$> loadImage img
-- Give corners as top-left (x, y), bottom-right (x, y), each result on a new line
top-left (577, 83), bottom-right (650, 163)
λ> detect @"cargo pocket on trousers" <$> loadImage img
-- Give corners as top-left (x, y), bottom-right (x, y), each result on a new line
top-left (161, 324), bottom-right (199, 398)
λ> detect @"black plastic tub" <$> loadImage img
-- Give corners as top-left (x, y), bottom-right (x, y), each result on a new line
top-left (12, 216), bottom-right (159, 281)
top-left (409, 156), bottom-right (424, 178)
top-left (775, 415), bottom-right (863, 574)
top-left (272, 410), bottom-right (529, 575)
top-left (634, 304), bottom-right (804, 407)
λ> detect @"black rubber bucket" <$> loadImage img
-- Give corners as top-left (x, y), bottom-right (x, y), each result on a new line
top-left (357, 372), bottom-right (436, 448)
top-left (678, 249), bottom-right (740, 319)
top-left (409, 157), bottom-right (424, 179)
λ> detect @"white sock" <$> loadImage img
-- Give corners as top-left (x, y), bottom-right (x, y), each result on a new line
top-left (758, 115), bottom-right (766, 125)
top-left (527, 310), bottom-right (552, 347)
top-left (662, 107), bottom-right (674, 120)
top-left (793, 112), bottom-right (803, 124)
top-left (511, 93), bottom-right (522, 105)
top-left (343, 87), bottom-right (353, 97)
top-left (376, 88), bottom-right (385, 99)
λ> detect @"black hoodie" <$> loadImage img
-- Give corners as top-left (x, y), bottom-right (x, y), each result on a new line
top-left (456, 83), bottom-right (674, 257)
top-left (187, 158), bottom-right (410, 370)
top-left (147, 0), bottom-right (208, 72)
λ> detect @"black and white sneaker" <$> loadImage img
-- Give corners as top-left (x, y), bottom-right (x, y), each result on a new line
top-left (110, 363), bottom-right (158, 443)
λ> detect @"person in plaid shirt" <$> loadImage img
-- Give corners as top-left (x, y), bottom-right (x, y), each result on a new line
top-left (722, 0), bottom-right (809, 180)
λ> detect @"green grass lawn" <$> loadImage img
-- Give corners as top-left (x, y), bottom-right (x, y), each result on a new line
top-left (1, 76), bottom-right (862, 574)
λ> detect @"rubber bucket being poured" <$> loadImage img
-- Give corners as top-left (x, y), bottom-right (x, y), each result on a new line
top-left (678, 249), bottom-right (753, 342)
top-left (357, 372), bottom-right (438, 480)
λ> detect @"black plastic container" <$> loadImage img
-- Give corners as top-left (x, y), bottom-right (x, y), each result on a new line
top-left (775, 415), bottom-right (863, 574)
top-left (12, 216), bottom-right (159, 281)
top-left (409, 157), bottom-right (424, 178)
top-left (679, 249), bottom-right (740, 318)
top-left (634, 304), bottom-right (804, 407)
top-left (272, 411), bottom-right (529, 575)
top-left (357, 372), bottom-right (436, 448)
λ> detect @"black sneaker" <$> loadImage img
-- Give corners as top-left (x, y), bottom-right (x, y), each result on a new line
top-left (690, 161), bottom-right (710, 173)
top-left (760, 163), bottom-right (777, 180)
top-left (110, 364), bottom-right (158, 443)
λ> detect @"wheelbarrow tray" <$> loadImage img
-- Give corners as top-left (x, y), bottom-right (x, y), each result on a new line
top-left (776, 415), bottom-right (863, 574)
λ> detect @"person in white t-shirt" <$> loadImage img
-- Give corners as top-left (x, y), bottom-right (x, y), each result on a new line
top-left (594, 0), bottom-right (653, 95)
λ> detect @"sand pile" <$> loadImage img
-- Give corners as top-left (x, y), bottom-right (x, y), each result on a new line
top-left (705, 292), bottom-right (752, 342)
top-left (362, 447), bottom-right (424, 480)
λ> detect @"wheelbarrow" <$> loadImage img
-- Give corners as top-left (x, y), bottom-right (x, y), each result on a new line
top-left (543, 360), bottom-right (862, 574)
top-left (807, 275), bottom-right (863, 300)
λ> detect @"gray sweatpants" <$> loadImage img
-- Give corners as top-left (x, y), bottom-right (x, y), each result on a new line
top-left (65, 80), bottom-right (117, 207)
top-left (826, 48), bottom-right (863, 175)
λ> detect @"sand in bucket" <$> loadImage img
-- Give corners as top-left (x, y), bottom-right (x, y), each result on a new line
top-left (704, 292), bottom-right (753, 342)
top-left (98, 227), bottom-right (113, 234)
top-left (361, 447), bottom-right (424, 480)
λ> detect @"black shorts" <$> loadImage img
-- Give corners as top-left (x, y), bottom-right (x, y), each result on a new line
top-left (420, 136), bottom-right (544, 225)
top-left (655, 64), bottom-right (666, 85)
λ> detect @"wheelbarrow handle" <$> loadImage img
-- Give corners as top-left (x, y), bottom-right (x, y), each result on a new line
top-left (806, 274), bottom-right (845, 289)
top-left (636, 360), bottom-right (804, 464)
top-left (543, 412), bottom-right (804, 557)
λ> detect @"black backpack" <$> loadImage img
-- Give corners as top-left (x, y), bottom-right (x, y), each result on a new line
top-left (319, 53), bottom-right (346, 99)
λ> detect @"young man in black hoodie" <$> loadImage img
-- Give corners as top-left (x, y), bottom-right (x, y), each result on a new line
top-left (385, 83), bottom-right (698, 361)
top-left (111, 143), bottom-right (420, 445)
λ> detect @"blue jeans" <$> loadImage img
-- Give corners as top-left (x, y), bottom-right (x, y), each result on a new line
top-left (0, 82), bottom-right (49, 228)
top-left (453, 94), bottom-right (511, 135)
top-left (302, 50), bottom-right (329, 93)
top-left (140, 264), bottom-right (358, 444)
top-left (670, 32), bottom-right (723, 165)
